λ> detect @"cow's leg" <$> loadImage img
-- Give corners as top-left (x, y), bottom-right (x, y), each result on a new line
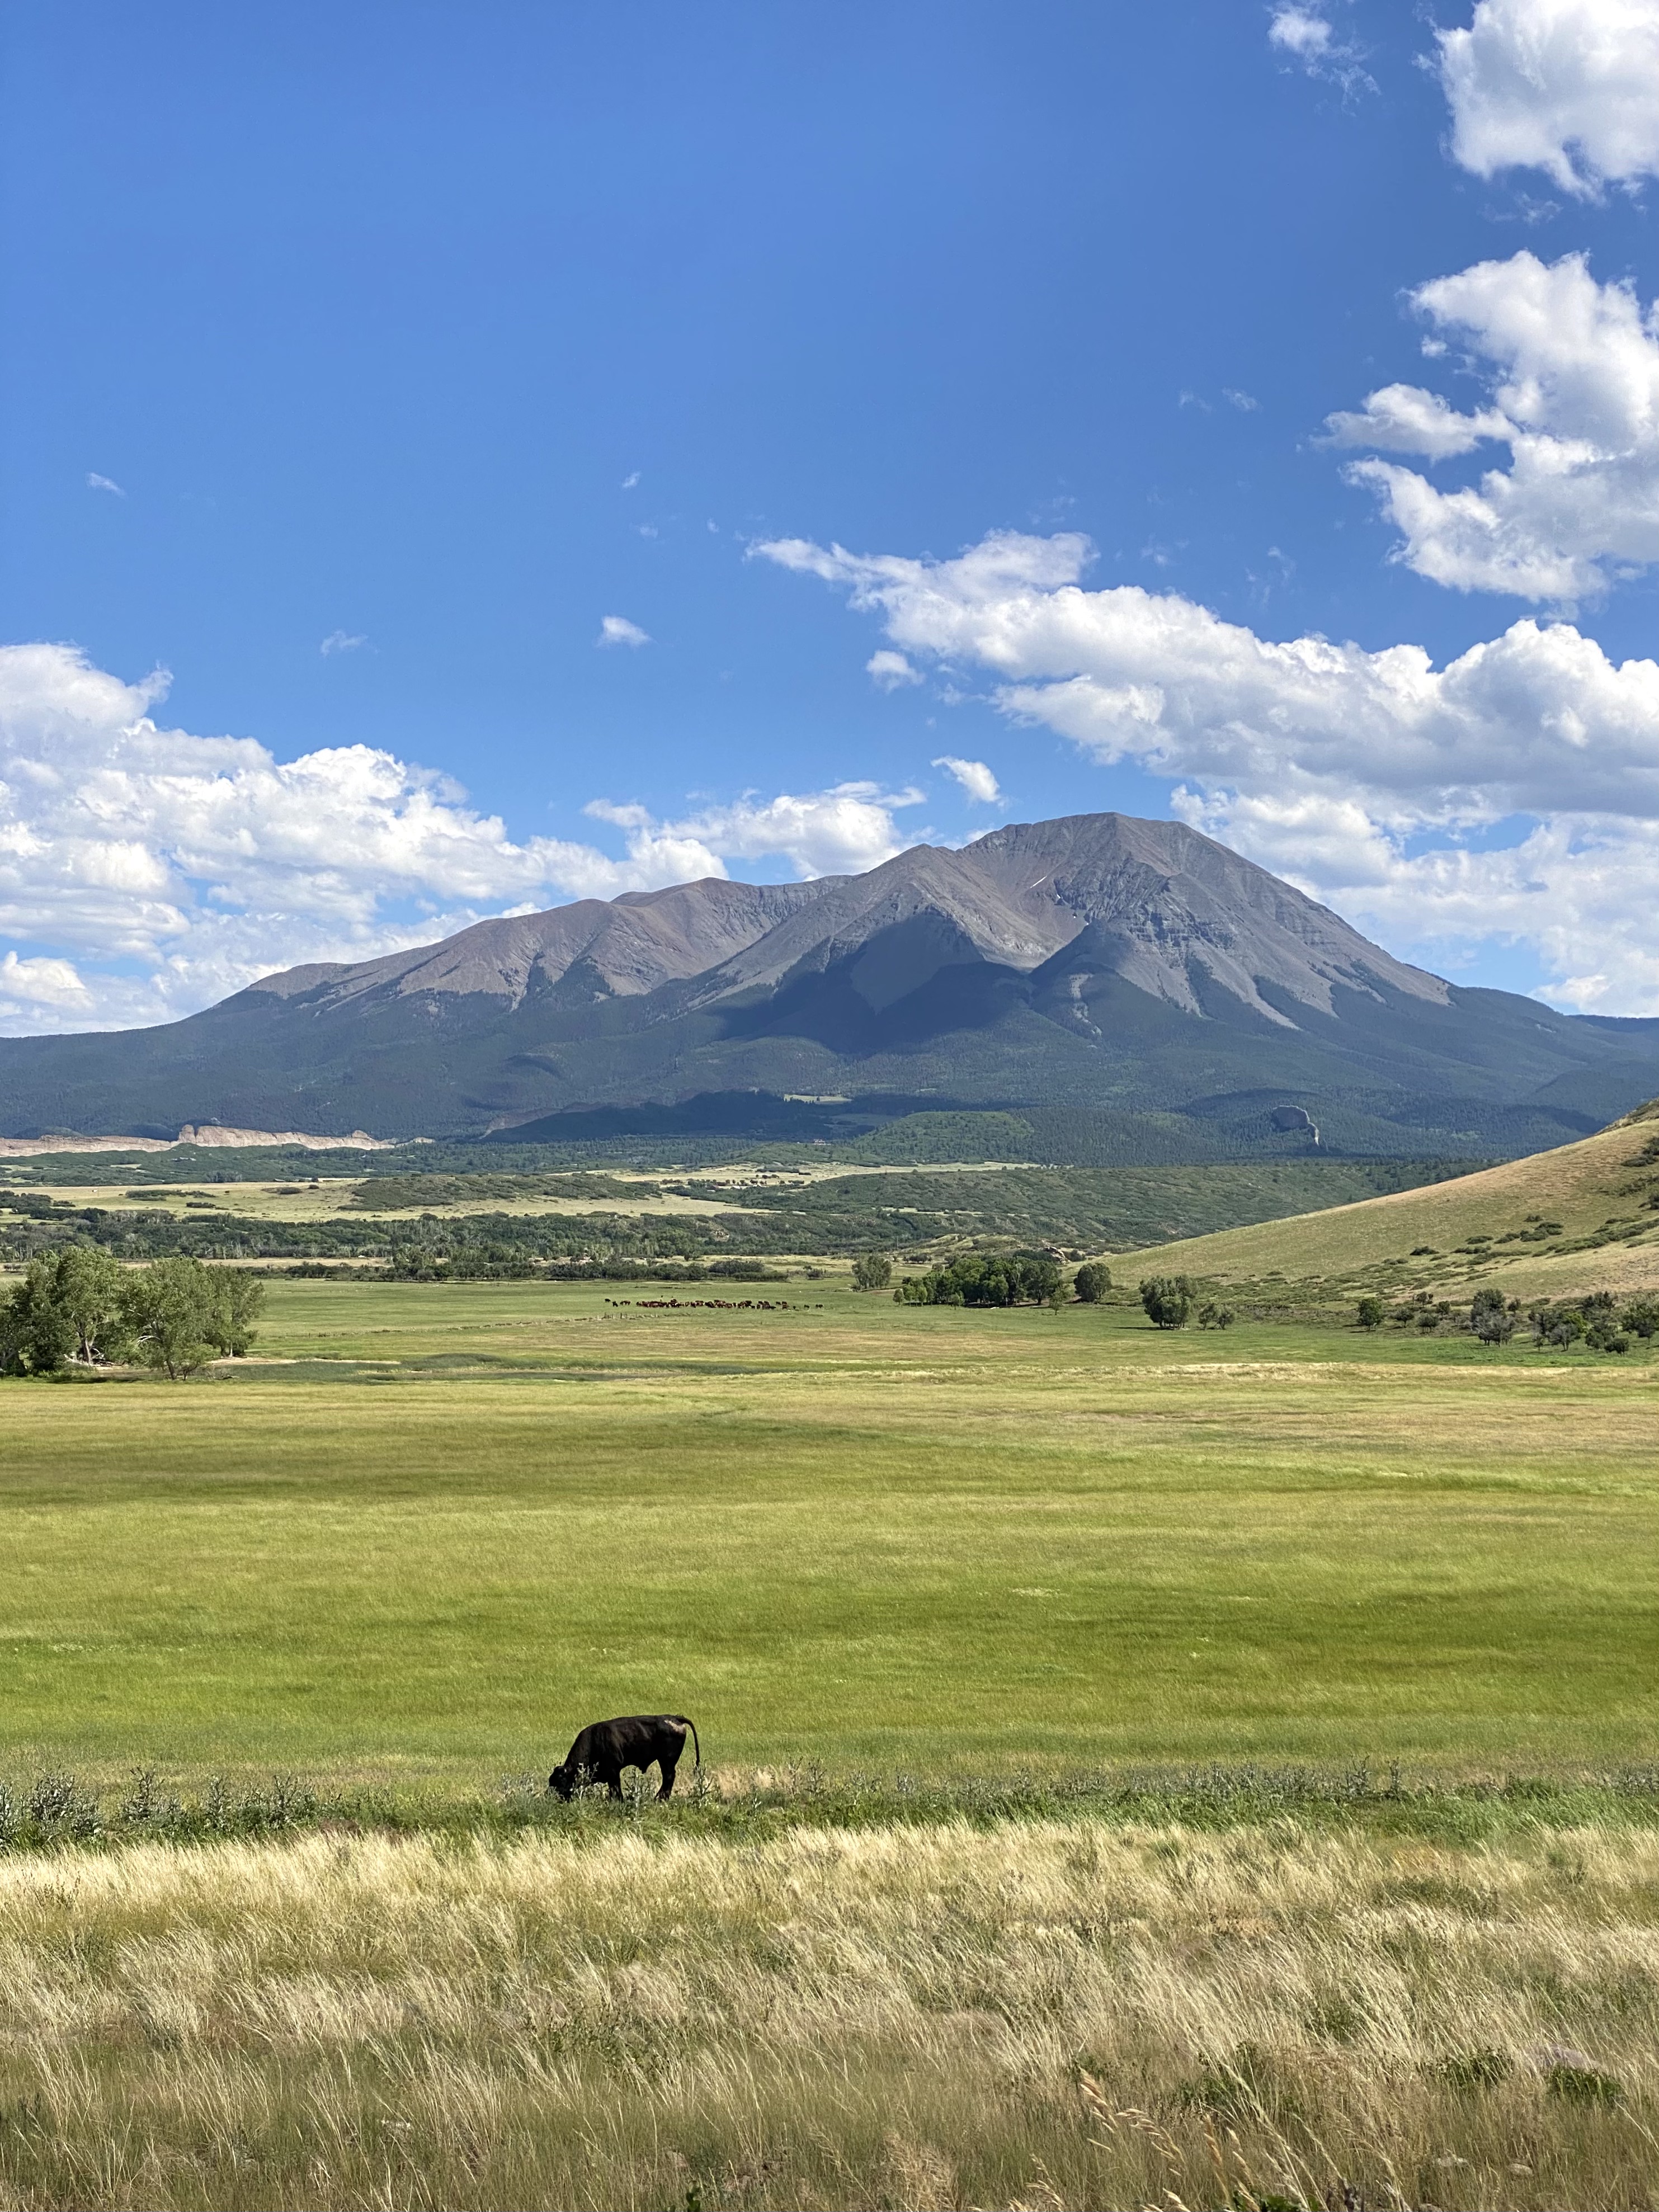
top-left (657, 1747), bottom-right (681, 1800)
top-left (605, 1763), bottom-right (625, 1799)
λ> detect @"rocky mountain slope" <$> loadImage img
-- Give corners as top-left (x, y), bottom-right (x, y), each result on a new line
top-left (3, 812), bottom-right (1658, 1157)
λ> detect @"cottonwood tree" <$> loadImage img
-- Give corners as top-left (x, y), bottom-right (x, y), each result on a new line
top-left (851, 1251), bottom-right (892, 1291)
top-left (1072, 1261), bottom-right (1113, 1303)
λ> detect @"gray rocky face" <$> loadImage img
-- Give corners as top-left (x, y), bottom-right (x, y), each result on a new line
top-left (247, 811), bottom-right (1447, 1034)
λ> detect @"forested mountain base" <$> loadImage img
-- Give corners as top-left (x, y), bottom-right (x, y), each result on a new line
top-left (0, 1157), bottom-right (1476, 1269)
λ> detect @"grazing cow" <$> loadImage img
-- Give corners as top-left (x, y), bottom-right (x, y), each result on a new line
top-left (549, 1713), bottom-right (701, 1801)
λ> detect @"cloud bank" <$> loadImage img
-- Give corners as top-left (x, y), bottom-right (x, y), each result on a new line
top-left (1329, 251), bottom-right (1659, 601)
top-left (1436, 0), bottom-right (1659, 195)
top-left (757, 526), bottom-right (1659, 1013)
top-left (0, 645), bottom-right (920, 1035)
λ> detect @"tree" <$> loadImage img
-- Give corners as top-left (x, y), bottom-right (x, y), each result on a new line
top-left (1, 1260), bottom-right (77, 1375)
top-left (1355, 1295), bottom-right (1385, 1330)
top-left (1072, 1261), bottom-right (1113, 1303)
top-left (891, 1251), bottom-right (1063, 1308)
top-left (204, 1270), bottom-right (266, 1356)
top-left (1622, 1296), bottom-right (1659, 1340)
top-left (1470, 1286), bottom-right (1514, 1345)
top-left (119, 1257), bottom-right (220, 1380)
top-left (1197, 1301), bottom-right (1235, 1329)
top-left (50, 1246), bottom-right (132, 1364)
top-left (1139, 1275), bottom-right (1194, 1329)
top-left (0, 1246), bottom-right (132, 1375)
top-left (851, 1251), bottom-right (893, 1292)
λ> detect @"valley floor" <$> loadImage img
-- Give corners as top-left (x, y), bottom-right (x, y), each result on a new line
top-left (2, 1281), bottom-right (1655, 2209)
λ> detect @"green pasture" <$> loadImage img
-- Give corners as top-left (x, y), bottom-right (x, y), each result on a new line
top-left (1, 1279), bottom-right (1655, 1786)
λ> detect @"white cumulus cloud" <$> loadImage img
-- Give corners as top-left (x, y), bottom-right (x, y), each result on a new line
top-left (0, 643), bottom-right (925, 1035)
top-left (932, 756), bottom-right (1003, 805)
top-left (1270, 7), bottom-right (1332, 59)
top-left (757, 525), bottom-right (1659, 1011)
top-left (1330, 251), bottom-right (1659, 601)
top-left (86, 473), bottom-right (124, 497)
top-left (1436, 0), bottom-right (1659, 195)
top-left (320, 630), bottom-right (367, 657)
top-left (585, 783), bottom-right (923, 884)
top-left (597, 614), bottom-right (652, 648)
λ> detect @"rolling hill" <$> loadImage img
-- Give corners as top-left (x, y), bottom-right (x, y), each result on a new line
top-left (4, 811), bottom-right (1659, 1159)
top-left (1116, 1100), bottom-right (1659, 1304)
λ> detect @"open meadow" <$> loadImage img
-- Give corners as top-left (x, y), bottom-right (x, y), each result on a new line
top-left (3, 1277), bottom-right (1658, 2208)
top-left (3, 1277), bottom-right (1657, 1780)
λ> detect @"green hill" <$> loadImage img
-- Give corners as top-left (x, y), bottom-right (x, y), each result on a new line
top-left (1118, 1100), bottom-right (1659, 1307)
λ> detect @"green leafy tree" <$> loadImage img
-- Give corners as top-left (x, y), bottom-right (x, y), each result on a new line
top-left (1621, 1296), bottom-right (1659, 1340)
top-left (119, 1257), bottom-right (220, 1380)
top-left (1072, 1261), bottom-right (1113, 1303)
top-left (0, 1246), bottom-right (132, 1374)
top-left (204, 1270), bottom-right (266, 1357)
top-left (1355, 1295), bottom-right (1385, 1330)
top-left (1197, 1300), bottom-right (1235, 1329)
top-left (891, 1251), bottom-right (1062, 1308)
top-left (851, 1251), bottom-right (893, 1292)
top-left (1, 1259), bottom-right (77, 1375)
top-left (1139, 1275), bottom-right (1194, 1329)
top-left (1470, 1286), bottom-right (1515, 1345)
top-left (50, 1246), bottom-right (133, 1364)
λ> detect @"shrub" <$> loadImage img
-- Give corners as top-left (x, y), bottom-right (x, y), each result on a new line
top-left (1139, 1275), bottom-right (1194, 1329)
top-left (851, 1251), bottom-right (893, 1291)
top-left (1355, 1295), bottom-right (1385, 1330)
top-left (1072, 1260), bottom-right (1113, 1303)
top-left (1470, 1286), bottom-right (1515, 1345)
top-left (1622, 1296), bottom-right (1659, 1338)
top-left (1196, 1301), bottom-right (1234, 1329)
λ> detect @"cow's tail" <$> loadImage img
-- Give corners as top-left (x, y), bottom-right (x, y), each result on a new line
top-left (680, 1716), bottom-right (701, 1772)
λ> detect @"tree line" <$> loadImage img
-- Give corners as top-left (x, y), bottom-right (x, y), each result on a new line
top-left (1, 1251), bottom-right (264, 1380)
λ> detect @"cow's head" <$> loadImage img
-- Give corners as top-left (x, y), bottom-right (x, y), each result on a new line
top-left (548, 1764), bottom-right (574, 1800)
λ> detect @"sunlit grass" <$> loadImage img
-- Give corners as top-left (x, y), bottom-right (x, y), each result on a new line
top-left (1, 1815), bottom-right (1656, 2210)
top-left (0, 1282), bottom-right (1653, 1783)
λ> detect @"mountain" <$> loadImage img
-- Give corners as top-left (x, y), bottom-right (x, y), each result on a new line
top-left (4, 811), bottom-right (1659, 1158)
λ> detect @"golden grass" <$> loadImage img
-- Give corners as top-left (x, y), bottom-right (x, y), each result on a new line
top-left (1116, 1119), bottom-right (1659, 1302)
top-left (2, 1817), bottom-right (1657, 2209)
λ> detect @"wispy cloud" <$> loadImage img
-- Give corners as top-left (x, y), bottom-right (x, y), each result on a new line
top-left (1267, 4), bottom-right (1375, 96)
top-left (866, 649), bottom-right (922, 690)
top-left (621, 470), bottom-right (640, 489)
top-left (319, 630), bottom-right (368, 657)
top-left (597, 614), bottom-right (651, 649)
top-left (932, 755), bottom-right (1003, 805)
top-left (86, 472), bottom-right (125, 497)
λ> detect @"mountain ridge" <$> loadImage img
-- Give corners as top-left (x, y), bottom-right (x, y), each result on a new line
top-left (3, 810), bottom-right (1657, 1158)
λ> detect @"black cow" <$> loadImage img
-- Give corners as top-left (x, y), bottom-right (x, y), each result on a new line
top-left (549, 1713), bottom-right (701, 1801)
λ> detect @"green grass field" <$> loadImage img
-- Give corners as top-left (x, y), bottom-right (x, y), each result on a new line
top-left (3, 1278), bottom-right (1655, 1787)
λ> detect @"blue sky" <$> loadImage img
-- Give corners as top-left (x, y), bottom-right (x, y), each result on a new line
top-left (4, 0), bottom-right (1659, 1031)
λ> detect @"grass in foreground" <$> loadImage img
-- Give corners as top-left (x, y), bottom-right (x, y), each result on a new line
top-left (1, 1281), bottom-right (1656, 1781)
top-left (1, 1814), bottom-right (1656, 2210)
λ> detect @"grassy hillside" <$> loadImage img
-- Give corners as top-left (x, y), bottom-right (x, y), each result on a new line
top-left (1120, 1102), bottom-right (1659, 1305)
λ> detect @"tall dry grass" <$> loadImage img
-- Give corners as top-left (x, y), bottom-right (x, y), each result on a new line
top-left (0, 1817), bottom-right (1656, 2210)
